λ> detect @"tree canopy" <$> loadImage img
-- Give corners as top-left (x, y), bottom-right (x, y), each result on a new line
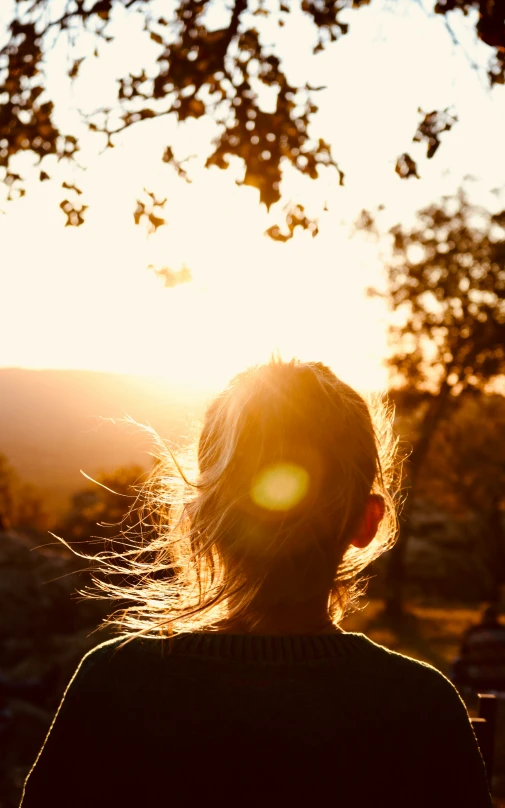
top-left (360, 190), bottom-right (505, 613)
top-left (420, 392), bottom-right (505, 516)
top-left (1, 0), bottom-right (505, 233)
top-left (0, 452), bottom-right (48, 532)
top-left (377, 191), bottom-right (505, 397)
top-left (58, 464), bottom-right (146, 548)
top-left (419, 392), bottom-right (505, 598)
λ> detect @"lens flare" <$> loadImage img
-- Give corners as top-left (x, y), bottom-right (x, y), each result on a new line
top-left (251, 462), bottom-right (310, 512)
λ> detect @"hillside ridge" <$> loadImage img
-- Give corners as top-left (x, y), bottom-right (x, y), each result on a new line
top-left (0, 367), bottom-right (206, 519)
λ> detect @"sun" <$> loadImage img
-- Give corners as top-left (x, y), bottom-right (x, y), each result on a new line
top-left (1, 131), bottom-right (388, 396)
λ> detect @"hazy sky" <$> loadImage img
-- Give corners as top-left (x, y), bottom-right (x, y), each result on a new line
top-left (1, 0), bottom-right (504, 394)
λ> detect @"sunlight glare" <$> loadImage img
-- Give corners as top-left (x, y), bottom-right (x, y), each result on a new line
top-left (251, 463), bottom-right (310, 512)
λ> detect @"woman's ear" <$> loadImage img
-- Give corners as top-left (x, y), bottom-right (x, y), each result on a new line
top-left (351, 495), bottom-right (385, 549)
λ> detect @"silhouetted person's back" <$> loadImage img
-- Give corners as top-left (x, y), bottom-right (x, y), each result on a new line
top-left (451, 605), bottom-right (505, 693)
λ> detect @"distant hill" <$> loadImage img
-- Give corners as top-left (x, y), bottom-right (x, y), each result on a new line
top-left (0, 368), bottom-right (207, 520)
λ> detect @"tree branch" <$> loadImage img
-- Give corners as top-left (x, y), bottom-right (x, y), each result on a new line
top-left (34, 0), bottom-right (141, 37)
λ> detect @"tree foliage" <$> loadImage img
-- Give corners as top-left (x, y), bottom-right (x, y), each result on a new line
top-left (0, 453), bottom-right (16, 528)
top-left (57, 464), bottom-right (146, 548)
top-left (0, 452), bottom-right (48, 532)
top-left (1, 0), bottom-right (504, 231)
top-left (381, 191), bottom-right (505, 396)
top-left (420, 392), bottom-right (505, 514)
top-left (361, 191), bottom-right (505, 613)
top-left (420, 392), bottom-right (505, 597)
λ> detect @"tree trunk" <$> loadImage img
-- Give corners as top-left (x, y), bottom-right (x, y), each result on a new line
top-left (384, 380), bottom-right (453, 618)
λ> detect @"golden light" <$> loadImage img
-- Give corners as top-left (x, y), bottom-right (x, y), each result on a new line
top-left (251, 462), bottom-right (310, 513)
top-left (0, 154), bottom-right (390, 395)
top-left (5, 0), bottom-right (492, 393)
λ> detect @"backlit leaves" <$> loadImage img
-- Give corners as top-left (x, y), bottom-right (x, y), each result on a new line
top-left (162, 146), bottom-right (191, 182)
top-left (134, 189), bottom-right (167, 234)
top-left (413, 108), bottom-right (458, 159)
top-left (420, 393), bottom-right (505, 517)
top-left (4, 171), bottom-right (25, 200)
top-left (0, 0), bottom-right (374, 227)
top-left (395, 153), bottom-right (419, 179)
top-left (489, 50), bottom-right (505, 85)
top-left (265, 203), bottom-right (319, 241)
top-left (381, 191), bottom-right (505, 394)
top-left (434, 0), bottom-right (505, 51)
top-left (0, 18), bottom-right (70, 200)
top-left (396, 108), bottom-right (457, 179)
top-left (1, 0), bottom-right (505, 231)
top-left (62, 181), bottom-right (83, 195)
top-left (60, 199), bottom-right (88, 227)
top-left (68, 58), bottom-right (84, 80)
top-left (301, 0), bottom-right (372, 53)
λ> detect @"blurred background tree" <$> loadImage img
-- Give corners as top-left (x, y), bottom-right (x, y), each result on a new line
top-left (57, 463), bottom-right (147, 551)
top-left (420, 392), bottom-right (505, 603)
top-left (1, 0), bottom-right (505, 233)
top-left (0, 452), bottom-right (48, 535)
top-left (364, 191), bottom-right (505, 615)
top-left (0, 453), bottom-right (17, 529)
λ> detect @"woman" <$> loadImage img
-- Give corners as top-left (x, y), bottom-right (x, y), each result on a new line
top-left (21, 360), bottom-right (491, 807)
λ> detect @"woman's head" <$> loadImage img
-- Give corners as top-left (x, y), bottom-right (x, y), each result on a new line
top-left (91, 359), bottom-right (401, 636)
top-left (189, 359), bottom-right (395, 618)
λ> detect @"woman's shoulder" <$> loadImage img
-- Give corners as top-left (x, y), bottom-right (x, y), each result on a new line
top-left (71, 635), bottom-right (171, 693)
top-left (80, 634), bottom-right (168, 668)
top-left (78, 631), bottom-right (460, 703)
top-left (348, 633), bottom-right (462, 698)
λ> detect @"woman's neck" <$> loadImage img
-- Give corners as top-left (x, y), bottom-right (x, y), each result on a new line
top-left (212, 622), bottom-right (341, 636)
top-left (212, 597), bottom-right (341, 635)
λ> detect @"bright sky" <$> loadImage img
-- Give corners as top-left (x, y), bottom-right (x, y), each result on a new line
top-left (1, 0), bottom-right (504, 396)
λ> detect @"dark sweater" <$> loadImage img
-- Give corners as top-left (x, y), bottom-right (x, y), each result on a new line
top-left (20, 632), bottom-right (491, 808)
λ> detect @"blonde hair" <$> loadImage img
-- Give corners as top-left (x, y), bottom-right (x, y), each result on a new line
top-left (82, 359), bottom-right (401, 637)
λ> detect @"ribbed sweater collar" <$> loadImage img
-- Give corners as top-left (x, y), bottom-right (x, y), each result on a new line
top-left (166, 631), bottom-right (373, 664)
